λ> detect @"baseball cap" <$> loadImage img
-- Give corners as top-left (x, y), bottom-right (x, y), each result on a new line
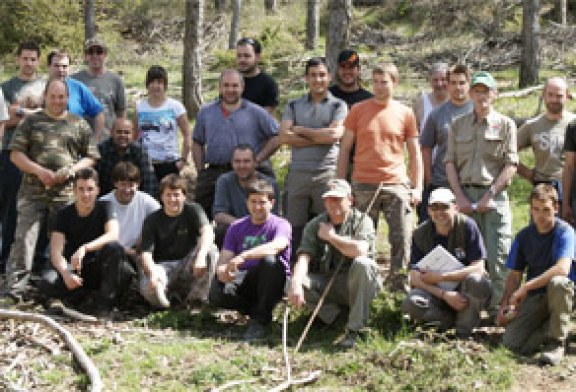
top-left (471, 71), bottom-right (496, 90)
top-left (428, 188), bottom-right (455, 205)
top-left (322, 179), bottom-right (352, 198)
top-left (84, 37), bottom-right (107, 51)
top-left (337, 49), bottom-right (360, 66)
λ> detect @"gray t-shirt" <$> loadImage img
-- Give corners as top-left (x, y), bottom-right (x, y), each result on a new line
top-left (1, 76), bottom-right (45, 149)
top-left (212, 171), bottom-right (279, 218)
top-left (72, 70), bottom-right (126, 135)
top-left (281, 92), bottom-right (347, 171)
top-left (420, 100), bottom-right (473, 187)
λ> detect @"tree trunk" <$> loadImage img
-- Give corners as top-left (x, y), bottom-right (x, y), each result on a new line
top-left (519, 0), bottom-right (540, 88)
top-left (183, 0), bottom-right (204, 118)
top-left (558, 0), bottom-right (567, 25)
top-left (84, 0), bottom-right (96, 41)
top-left (265, 0), bottom-right (276, 13)
top-left (306, 0), bottom-right (319, 50)
top-left (229, 0), bottom-right (241, 49)
top-left (326, 0), bottom-right (352, 75)
top-left (215, 0), bottom-right (227, 11)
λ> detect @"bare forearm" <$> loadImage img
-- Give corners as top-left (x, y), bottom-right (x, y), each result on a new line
top-left (524, 259), bottom-right (571, 292)
top-left (214, 212), bottom-right (237, 226)
top-left (492, 164), bottom-right (517, 193)
top-left (446, 162), bottom-right (466, 199)
top-left (327, 234), bottom-right (368, 258)
top-left (192, 142), bottom-right (205, 172)
top-left (408, 270), bottom-right (445, 298)
top-left (422, 147), bottom-right (432, 187)
top-left (516, 163), bottom-right (533, 181)
top-left (441, 262), bottom-right (485, 282)
top-left (255, 136), bottom-right (280, 163)
top-left (71, 157), bottom-right (96, 172)
top-left (94, 112), bottom-right (105, 143)
top-left (238, 238), bottom-right (289, 261)
top-left (499, 271), bottom-right (522, 306)
top-left (11, 150), bottom-right (45, 175)
top-left (141, 252), bottom-right (156, 278)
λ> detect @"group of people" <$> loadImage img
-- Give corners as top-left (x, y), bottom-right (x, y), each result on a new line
top-left (0, 38), bottom-right (574, 360)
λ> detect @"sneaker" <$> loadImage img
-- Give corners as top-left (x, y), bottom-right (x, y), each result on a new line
top-left (539, 338), bottom-right (565, 366)
top-left (338, 329), bottom-right (362, 349)
top-left (243, 320), bottom-right (266, 342)
top-left (154, 280), bottom-right (170, 309)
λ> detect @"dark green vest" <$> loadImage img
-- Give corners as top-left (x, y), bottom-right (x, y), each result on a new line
top-left (413, 213), bottom-right (469, 262)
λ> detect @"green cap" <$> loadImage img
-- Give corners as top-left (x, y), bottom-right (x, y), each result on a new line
top-left (471, 71), bottom-right (496, 89)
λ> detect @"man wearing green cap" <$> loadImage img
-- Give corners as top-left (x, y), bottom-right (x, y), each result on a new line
top-left (444, 71), bottom-right (519, 318)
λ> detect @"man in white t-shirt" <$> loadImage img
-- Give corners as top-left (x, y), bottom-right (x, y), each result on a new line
top-left (100, 161), bottom-right (160, 257)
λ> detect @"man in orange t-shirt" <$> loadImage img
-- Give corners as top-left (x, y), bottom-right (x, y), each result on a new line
top-left (336, 62), bottom-right (423, 290)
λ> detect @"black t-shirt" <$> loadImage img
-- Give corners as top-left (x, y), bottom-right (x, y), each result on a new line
top-left (242, 72), bottom-right (279, 108)
top-left (329, 85), bottom-right (373, 109)
top-left (54, 200), bottom-right (115, 259)
top-left (140, 202), bottom-right (209, 261)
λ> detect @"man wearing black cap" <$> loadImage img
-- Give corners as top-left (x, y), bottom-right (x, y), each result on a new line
top-left (236, 37), bottom-right (279, 115)
top-left (329, 49), bottom-right (373, 109)
top-left (72, 37), bottom-right (127, 138)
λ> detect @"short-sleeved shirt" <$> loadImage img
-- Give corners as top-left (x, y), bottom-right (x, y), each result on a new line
top-left (344, 98), bottom-right (418, 184)
top-left (223, 214), bottom-right (291, 274)
top-left (136, 97), bottom-right (186, 162)
top-left (242, 72), bottom-right (279, 109)
top-left (506, 218), bottom-right (575, 293)
top-left (410, 215), bottom-right (486, 267)
top-left (54, 200), bottom-right (115, 260)
top-left (1, 76), bottom-right (45, 149)
top-left (140, 203), bottom-right (209, 261)
top-left (72, 70), bottom-right (126, 134)
top-left (298, 208), bottom-right (375, 274)
top-left (281, 92), bottom-right (348, 171)
top-left (444, 110), bottom-right (519, 186)
top-left (66, 78), bottom-right (104, 119)
top-left (517, 112), bottom-right (576, 182)
top-left (9, 111), bottom-right (100, 201)
top-left (212, 171), bottom-right (279, 218)
top-left (563, 120), bottom-right (576, 200)
top-left (100, 190), bottom-right (160, 248)
top-left (96, 138), bottom-right (158, 197)
top-left (328, 85), bottom-right (373, 109)
top-left (420, 100), bottom-right (473, 187)
top-left (193, 99), bottom-right (279, 165)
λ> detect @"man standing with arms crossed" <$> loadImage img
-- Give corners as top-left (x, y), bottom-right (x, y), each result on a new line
top-left (444, 71), bottom-right (518, 317)
top-left (336, 62), bottom-right (422, 290)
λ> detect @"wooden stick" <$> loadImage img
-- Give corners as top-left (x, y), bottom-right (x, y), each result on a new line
top-left (0, 309), bottom-right (103, 392)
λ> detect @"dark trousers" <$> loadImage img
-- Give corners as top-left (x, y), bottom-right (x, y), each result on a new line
top-left (195, 165), bottom-right (232, 218)
top-left (38, 242), bottom-right (135, 309)
top-left (153, 161), bottom-right (180, 184)
top-left (209, 255), bottom-right (286, 325)
top-left (0, 150), bottom-right (22, 271)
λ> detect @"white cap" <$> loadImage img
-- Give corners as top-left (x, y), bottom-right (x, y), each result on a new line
top-left (428, 188), bottom-right (455, 205)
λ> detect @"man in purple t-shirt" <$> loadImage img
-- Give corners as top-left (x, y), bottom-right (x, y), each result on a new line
top-left (209, 179), bottom-right (291, 342)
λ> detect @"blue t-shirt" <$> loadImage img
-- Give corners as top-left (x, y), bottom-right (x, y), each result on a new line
top-left (506, 218), bottom-right (575, 293)
top-left (66, 78), bottom-right (104, 119)
top-left (223, 214), bottom-right (291, 275)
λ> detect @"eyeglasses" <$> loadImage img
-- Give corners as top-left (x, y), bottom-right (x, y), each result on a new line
top-left (86, 47), bottom-right (105, 55)
top-left (429, 203), bottom-right (450, 212)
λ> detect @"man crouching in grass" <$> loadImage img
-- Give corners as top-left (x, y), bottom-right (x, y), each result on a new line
top-left (209, 179), bottom-right (291, 342)
top-left (497, 184), bottom-right (574, 365)
top-left (40, 167), bottom-right (134, 313)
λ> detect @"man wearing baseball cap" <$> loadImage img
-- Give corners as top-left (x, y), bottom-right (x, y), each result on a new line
top-left (288, 179), bottom-right (382, 349)
top-left (403, 188), bottom-right (492, 336)
top-left (444, 71), bottom-right (518, 320)
top-left (72, 37), bottom-right (127, 138)
top-left (329, 49), bottom-right (373, 109)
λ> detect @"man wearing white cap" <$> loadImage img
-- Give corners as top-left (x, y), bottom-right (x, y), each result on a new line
top-left (288, 179), bottom-right (381, 348)
top-left (402, 188), bottom-right (492, 336)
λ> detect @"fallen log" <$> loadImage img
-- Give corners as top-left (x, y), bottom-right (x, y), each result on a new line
top-left (0, 309), bottom-right (103, 392)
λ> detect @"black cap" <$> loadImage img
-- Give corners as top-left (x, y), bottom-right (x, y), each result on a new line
top-left (337, 49), bottom-right (360, 66)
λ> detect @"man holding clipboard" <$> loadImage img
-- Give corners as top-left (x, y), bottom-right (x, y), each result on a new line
top-left (402, 188), bottom-right (492, 336)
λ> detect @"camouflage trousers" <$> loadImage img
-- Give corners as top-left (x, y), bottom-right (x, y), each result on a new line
top-left (139, 244), bottom-right (218, 308)
top-left (352, 183), bottom-right (413, 274)
top-left (4, 196), bottom-right (70, 294)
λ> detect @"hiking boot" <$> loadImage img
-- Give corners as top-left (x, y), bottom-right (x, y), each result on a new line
top-left (338, 329), bottom-right (362, 349)
top-left (243, 320), bottom-right (266, 342)
top-left (539, 338), bottom-right (565, 366)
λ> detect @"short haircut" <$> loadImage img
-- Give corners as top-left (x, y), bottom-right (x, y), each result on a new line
top-left (246, 179), bottom-right (274, 201)
top-left (43, 77), bottom-right (69, 97)
top-left (236, 37), bottom-right (261, 54)
top-left (112, 161), bottom-right (141, 184)
top-left (232, 143), bottom-right (256, 160)
top-left (17, 40), bottom-right (41, 57)
top-left (530, 183), bottom-right (558, 205)
top-left (305, 57), bottom-right (329, 76)
top-left (373, 63), bottom-right (399, 83)
top-left (146, 65), bottom-right (168, 88)
top-left (159, 174), bottom-right (187, 196)
top-left (447, 64), bottom-right (471, 82)
top-left (428, 62), bottom-right (449, 77)
top-left (74, 167), bottom-right (99, 185)
top-left (219, 69), bottom-right (244, 86)
top-left (47, 49), bottom-right (71, 66)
